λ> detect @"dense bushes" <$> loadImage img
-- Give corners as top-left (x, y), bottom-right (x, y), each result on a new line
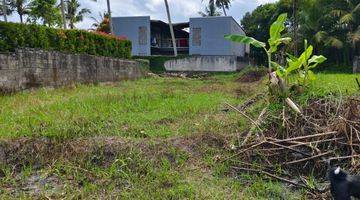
top-left (0, 22), bottom-right (131, 59)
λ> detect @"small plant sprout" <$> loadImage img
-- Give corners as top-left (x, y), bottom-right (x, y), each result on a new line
top-left (283, 40), bottom-right (327, 88)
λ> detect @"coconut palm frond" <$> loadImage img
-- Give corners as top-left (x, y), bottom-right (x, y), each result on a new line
top-left (353, 2), bottom-right (360, 12)
top-left (78, 8), bottom-right (90, 16)
top-left (64, 0), bottom-right (91, 29)
top-left (215, 0), bottom-right (231, 9)
top-left (340, 13), bottom-right (354, 24)
top-left (326, 36), bottom-right (344, 49)
top-left (348, 26), bottom-right (360, 44)
top-left (330, 9), bottom-right (346, 17)
top-left (314, 31), bottom-right (328, 43)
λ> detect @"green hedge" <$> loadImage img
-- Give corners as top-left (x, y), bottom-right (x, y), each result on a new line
top-left (0, 22), bottom-right (131, 59)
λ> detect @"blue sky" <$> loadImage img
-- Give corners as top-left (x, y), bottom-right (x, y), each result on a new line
top-left (7, 0), bottom-right (277, 29)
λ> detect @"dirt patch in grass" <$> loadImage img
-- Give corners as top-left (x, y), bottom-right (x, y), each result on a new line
top-left (0, 133), bottom-right (235, 198)
top-left (155, 118), bottom-right (175, 126)
top-left (237, 69), bottom-right (267, 83)
top-left (0, 133), bottom-right (230, 171)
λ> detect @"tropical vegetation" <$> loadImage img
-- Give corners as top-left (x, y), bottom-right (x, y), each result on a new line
top-left (226, 13), bottom-right (327, 102)
top-left (241, 0), bottom-right (359, 67)
top-left (91, 11), bottom-right (110, 33)
top-left (1, 0), bottom-right (95, 29)
top-left (9, 0), bottom-right (30, 23)
top-left (65, 0), bottom-right (91, 29)
top-left (27, 0), bottom-right (61, 27)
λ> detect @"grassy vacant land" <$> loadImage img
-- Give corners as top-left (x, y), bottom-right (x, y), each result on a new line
top-left (0, 70), bottom-right (358, 199)
top-left (0, 74), bottom-right (253, 138)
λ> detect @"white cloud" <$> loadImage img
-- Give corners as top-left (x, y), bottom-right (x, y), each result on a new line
top-left (256, 0), bottom-right (278, 4)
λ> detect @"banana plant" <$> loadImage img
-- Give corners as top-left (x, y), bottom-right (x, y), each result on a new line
top-left (225, 13), bottom-right (327, 114)
top-left (278, 40), bottom-right (327, 87)
top-left (225, 13), bottom-right (291, 74)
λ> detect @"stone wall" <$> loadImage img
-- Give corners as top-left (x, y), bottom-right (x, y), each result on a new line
top-left (164, 56), bottom-right (248, 72)
top-left (354, 56), bottom-right (359, 73)
top-left (0, 49), bottom-right (148, 92)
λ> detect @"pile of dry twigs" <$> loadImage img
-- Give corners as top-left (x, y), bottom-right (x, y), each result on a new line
top-left (224, 95), bottom-right (360, 198)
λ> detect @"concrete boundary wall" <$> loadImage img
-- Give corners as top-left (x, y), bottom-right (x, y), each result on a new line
top-left (0, 49), bottom-right (148, 92)
top-left (164, 56), bottom-right (248, 72)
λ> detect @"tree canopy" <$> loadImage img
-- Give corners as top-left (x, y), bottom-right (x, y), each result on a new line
top-left (241, 0), bottom-right (359, 66)
top-left (27, 0), bottom-right (61, 27)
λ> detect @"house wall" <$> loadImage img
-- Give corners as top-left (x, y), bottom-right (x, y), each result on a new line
top-left (230, 18), bottom-right (246, 57)
top-left (0, 49), bottom-right (148, 92)
top-left (112, 16), bottom-right (151, 56)
top-left (189, 17), bottom-right (245, 56)
top-left (164, 56), bottom-right (248, 72)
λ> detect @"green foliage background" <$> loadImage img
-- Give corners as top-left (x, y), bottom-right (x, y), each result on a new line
top-left (0, 21), bottom-right (132, 59)
top-left (241, 0), bottom-right (359, 66)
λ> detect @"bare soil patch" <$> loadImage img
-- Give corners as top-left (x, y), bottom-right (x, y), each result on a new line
top-left (0, 133), bottom-right (230, 172)
top-left (237, 69), bottom-right (267, 83)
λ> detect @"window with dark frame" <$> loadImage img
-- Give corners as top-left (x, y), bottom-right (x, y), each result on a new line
top-left (192, 27), bottom-right (201, 46)
top-left (138, 26), bottom-right (148, 45)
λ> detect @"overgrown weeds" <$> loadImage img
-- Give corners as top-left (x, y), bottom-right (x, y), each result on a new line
top-left (225, 74), bottom-right (359, 199)
top-left (0, 72), bottom-right (357, 199)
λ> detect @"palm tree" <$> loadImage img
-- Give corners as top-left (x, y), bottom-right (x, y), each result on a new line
top-left (1, 0), bottom-right (9, 22)
top-left (215, 0), bottom-right (231, 16)
top-left (292, 0), bottom-right (298, 56)
top-left (164, 0), bottom-right (177, 56)
top-left (60, 0), bottom-right (96, 29)
top-left (201, 0), bottom-right (231, 16)
top-left (60, 0), bottom-right (66, 28)
top-left (331, 0), bottom-right (360, 47)
top-left (65, 0), bottom-right (90, 29)
top-left (106, 0), bottom-right (113, 34)
top-left (91, 11), bottom-right (110, 33)
top-left (198, 2), bottom-right (221, 17)
top-left (298, 0), bottom-right (344, 50)
top-left (9, 0), bottom-right (29, 23)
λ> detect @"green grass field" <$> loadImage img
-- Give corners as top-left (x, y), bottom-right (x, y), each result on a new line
top-left (0, 74), bottom-right (253, 138)
top-left (0, 71), bottom-right (358, 199)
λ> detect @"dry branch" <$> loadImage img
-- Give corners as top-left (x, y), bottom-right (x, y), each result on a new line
top-left (283, 151), bottom-right (333, 165)
top-left (272, 131), bottom-right (337, 143)
top-left (231, 166), bottom-right (315, 192)
top-left (227, 97), bottom-right (359, 199)
top-left (225, 102), bottom-right (262, 131)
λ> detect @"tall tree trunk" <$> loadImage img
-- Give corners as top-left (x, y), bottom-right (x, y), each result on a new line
top-left (60, 0), bottom-right (67, 29)
top-left (222, 3), bottom-right (227, 16)
top-left (2, 0), bottom-right (7, 22)
top-left (19, 13), bottom-right (23, 23)
top-left (292, 0), bottom-right (298, 56)
top-left (107, 0), bottom-right (114, 34)
top-left (164, 0), bottom-right (177, 56)
top-left (70, 21), bottom-right (74, 29)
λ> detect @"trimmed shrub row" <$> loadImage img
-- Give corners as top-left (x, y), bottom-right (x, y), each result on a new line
top-left (0, 22), bottom-right (131, 59)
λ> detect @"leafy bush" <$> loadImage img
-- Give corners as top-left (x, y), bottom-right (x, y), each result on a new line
top-left (226, 13), bottom-right (327, 114)
top-left (0, 22), bottom-right (131, 59)
top-left (225, 14), bottom-right (326, 97)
